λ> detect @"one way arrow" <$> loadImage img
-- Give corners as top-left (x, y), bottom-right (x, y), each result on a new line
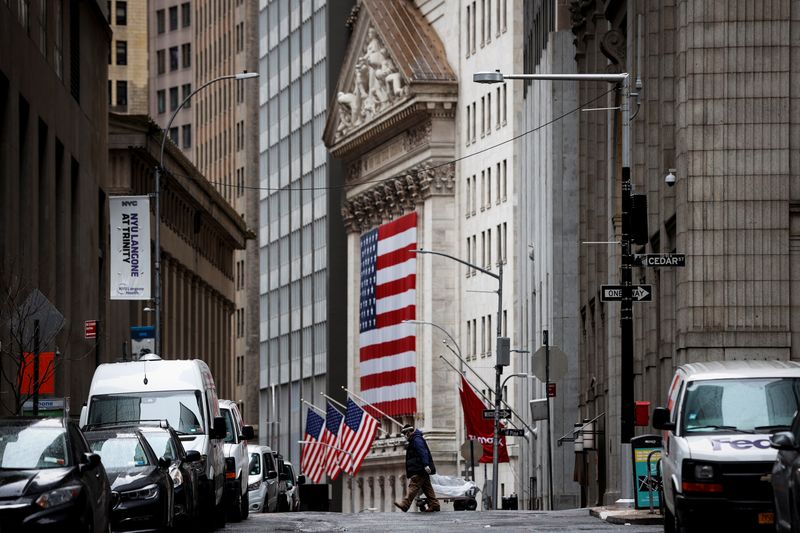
top-left (632, 286), bottom-right (650, 301)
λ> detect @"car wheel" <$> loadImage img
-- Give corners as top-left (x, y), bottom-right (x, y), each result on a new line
top-left (229, 487), bottom-right (244, 522)
top-left (278, 494), bottom-right (290, 512)
top-left (240, 490), bottom-right (249, 519)
top-left (663, 504), bottom-right (676, 533)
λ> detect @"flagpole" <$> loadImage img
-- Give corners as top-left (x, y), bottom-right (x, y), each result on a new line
top-left (300, 398), bottom-right (325, 416)
top-left (443, 341), bottom-right (520, 416)
top-left (342, 386), bottom-right (404, 429)
top-left (322, 392), bottom-right (388, 435)
top-left (298, 440), bottom-right (354, 457)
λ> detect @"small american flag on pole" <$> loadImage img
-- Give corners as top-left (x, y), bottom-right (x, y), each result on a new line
top-left (300, 409), bottom-right (325, 484)
top-left (338, 398), bottom-right (379, 476)
top-left (359, 212), bottom-right (418, 417)
top-left (323, 402), bottom-right (344, 480)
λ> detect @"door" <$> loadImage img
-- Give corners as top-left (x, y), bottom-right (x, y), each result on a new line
top-left (70, 423), bottom-right (109, 530)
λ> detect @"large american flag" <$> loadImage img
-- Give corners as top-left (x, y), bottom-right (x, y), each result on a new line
top-left (359, 212), bottom-right (418, 417)
top-left (323, 402), bottom-right (344, 480)
top-left (300, 409), bottom-right (325, 484)
top-left (338, 398), bottom-right (379, 476)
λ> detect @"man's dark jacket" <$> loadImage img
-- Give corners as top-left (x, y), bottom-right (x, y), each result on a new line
top-left (405, 429), bottom-right (436, 477)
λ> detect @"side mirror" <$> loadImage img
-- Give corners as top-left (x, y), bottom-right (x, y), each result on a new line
top-left (770, 431), bottom-right (799, 451)
top-left (652, 407), bottom-right (676, 431)
top-left (185, 450), bottom-right (201, 462)
top-left (158, 456), bottom-right (171, 469)
top-left (240, 425), bottom-right (255, 441)
top-left (211, 417), bottom-right (227, 440)
top-left (266, 470), bottom-right (278, 480)
top-left (297, 474), bottom-right (305, 485)
top-left (81, 452), bottom-right (101, 471)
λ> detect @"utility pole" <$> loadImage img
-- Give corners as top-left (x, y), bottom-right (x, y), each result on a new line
top-left (32, 319), bottom-right (40, 417)
top-left (543, 329), bottom-right (553, 510)
top-left (619, 75), bottom-right (635, 443)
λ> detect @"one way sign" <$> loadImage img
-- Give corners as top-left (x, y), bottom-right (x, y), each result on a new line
top-left (601, 285), bottom-right (653, 302)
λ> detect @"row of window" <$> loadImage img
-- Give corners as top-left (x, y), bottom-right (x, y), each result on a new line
top-left (156, 3), bottom-right (191, 34)
top-left (235, 354), bottom-right (245, 386)
top-left (465, 310), bottom-right (509, 361)
top-left (465, 159), bottom-right (508, 216)
top-left (108, 79), bottom-right (127, 107)
top-left (156, 43), bottom-right (191, 74)
top-left (465, 223), bottom-right (509, 275)
top-left (235, 307), bottom-right (245, 338)
top-left (196, 120), bottom-right (243, 174)
top-left (157, 84), bottom-right (192, 115)
top-left (165, 124), bottom-right (192, 150)
top-left (109, 40), bottom-right (127, 65)
top-left (107, 1), bottom-right (127, 26)
top-left (466, 84), bottom-right (507, 145)
top-left (198, 31), bottom-right (233, 80)
top-left (465, 0), bottom-right (508, 57)
top-left (235, 259), bottom-right (245, 291)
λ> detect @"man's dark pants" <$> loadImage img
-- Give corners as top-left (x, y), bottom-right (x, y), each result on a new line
top-left (397, 473), bottom-right (440, 511)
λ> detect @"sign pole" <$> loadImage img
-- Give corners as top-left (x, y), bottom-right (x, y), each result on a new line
top-left (32, 320), bottom-right (40, 417)
top-left (544, 330), bottom-right (553, 510)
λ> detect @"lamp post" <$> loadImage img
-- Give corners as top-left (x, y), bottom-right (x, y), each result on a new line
top-left (474, 69), bottom-right (634, 506)
top-left (412, 249), bottom-right (508, 510)
top-left (153, 71), bottom-right (259, 355)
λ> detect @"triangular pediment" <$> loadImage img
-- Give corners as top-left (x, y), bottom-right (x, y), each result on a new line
top-left (323, 0), bottom-right (457, 156)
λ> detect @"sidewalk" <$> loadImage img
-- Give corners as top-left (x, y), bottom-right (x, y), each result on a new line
top-left (590, 505), bottom-right (664, 526)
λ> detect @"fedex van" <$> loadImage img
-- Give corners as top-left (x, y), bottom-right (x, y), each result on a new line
top-left (653, 360), bottom-right (800, 532)
top-left (80, 354), bottom-right (228, 526)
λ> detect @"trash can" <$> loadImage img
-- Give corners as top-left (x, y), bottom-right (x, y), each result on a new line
top-left (501, 494), bottom-right (518, 510)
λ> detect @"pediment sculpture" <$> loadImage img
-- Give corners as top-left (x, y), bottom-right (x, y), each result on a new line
top-left (336, 26), bottom-right (408, 140)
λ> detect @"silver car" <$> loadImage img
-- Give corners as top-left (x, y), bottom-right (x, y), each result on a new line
top-left (247, 445), bottom-right (280, 513)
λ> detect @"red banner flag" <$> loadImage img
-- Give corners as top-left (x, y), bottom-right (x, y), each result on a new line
top-left (459, 376), bottom-right (509, 463)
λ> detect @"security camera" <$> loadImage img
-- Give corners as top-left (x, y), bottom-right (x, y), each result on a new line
top-left (665, 168), bottom-right (677, 187)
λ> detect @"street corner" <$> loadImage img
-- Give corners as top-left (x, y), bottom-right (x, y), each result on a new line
top-left (589, 505), bottom-right (664, 526)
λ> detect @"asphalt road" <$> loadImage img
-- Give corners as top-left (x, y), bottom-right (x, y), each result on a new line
top-left (220, 509), bottom-right (662, 532)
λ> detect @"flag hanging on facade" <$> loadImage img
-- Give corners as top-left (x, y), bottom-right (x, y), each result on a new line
top-left (323, 402), bottom-right (344, 480)
top-left (459, 376), bottom-right (509, 463)
top-left (359, 212), bottom-right (418, 418)
top-left (300, 409), bottom-right (326, 483)
top-left (338, 398), bottom-right (380, 476)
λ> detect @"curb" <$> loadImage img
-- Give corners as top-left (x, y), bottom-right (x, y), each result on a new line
top-left (589, 507), bottom-right (664, 526)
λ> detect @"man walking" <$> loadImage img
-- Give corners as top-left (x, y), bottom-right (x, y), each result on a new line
top-left (394, 424), bottom-right (440, 512)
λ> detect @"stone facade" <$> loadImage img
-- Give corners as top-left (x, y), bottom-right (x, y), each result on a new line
top-left (108, 0), bottom-right (149, 114)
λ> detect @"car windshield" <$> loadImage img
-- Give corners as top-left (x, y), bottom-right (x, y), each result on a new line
top-left (249, 452), bottom-right (261, 475)
top-left (221, 408), bottom-right (235, 444)
top-left (88, 390), bottom-right (205, 435)
top-left (682, 377), bottom-right (800, 434)
top-left (88, 435), bottom-right (151, 468)
top-left (142, 432), bottom-right (175, 461)
top-left (0, 422), bottom-right (68, 469)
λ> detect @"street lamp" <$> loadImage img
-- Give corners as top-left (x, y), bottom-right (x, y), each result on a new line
top-left (474, 69), bottom-right (635, 507)
top-left (403, 319), bottom-right (463, 368)
top-left (153, 71), bottom-right (259, 355)
top-left (412, 248), bottom-right (508, 510)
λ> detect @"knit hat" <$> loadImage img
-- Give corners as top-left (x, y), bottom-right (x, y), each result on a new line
top-left (400, 424), bottom-right (414, 434)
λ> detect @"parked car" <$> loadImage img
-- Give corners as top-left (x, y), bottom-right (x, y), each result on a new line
top-left (280, 461), bottom-right (301, 511)
top-left (0, 417), bottom-right (111, 532)
top-left (137, 422), bottom-right (203, 527)
top-left (219, 399), bottom-right (254, 521)
top-left (653, 360), bottom-right (800, 532)
top-left (246, 444), bottom-right (280, 513)
top-left (80, 353), bottom-right (228, 527)
top-left (84, 425), bottom-right (175, 532)
top-left (770, 408), bottom-right (800, 533)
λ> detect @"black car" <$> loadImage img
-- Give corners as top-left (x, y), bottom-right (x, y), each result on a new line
top-left (84, 426), bottom-right (174, 532)
top-left (137, 424), bottom-right (203, 527)
top-left (771, 412), bottom-right (800, 532)
top-left (0, 417), bottom-right (111, 532)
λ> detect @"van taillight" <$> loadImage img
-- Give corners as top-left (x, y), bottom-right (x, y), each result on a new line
top-left (682, 481), bottom-right (723, 493)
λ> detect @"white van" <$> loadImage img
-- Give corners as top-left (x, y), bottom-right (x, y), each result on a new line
top-left (219, 399), bottom-right (254, 521)
top-left (653, 360), bottom-right (800, 532)
top-left (80, 354), bottom-right (228, 526)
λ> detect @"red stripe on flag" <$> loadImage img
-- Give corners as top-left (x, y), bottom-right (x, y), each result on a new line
top-left (375, 305), bottom-right (415, 328)
top-left (360, 335), bottom-right (415, 361)
top-left (375, 274), bottom-right (416, 299)
top-left (360, 366), bottom-right (416, 391)
top-left (364, 397), bottom-right (417, 418)
top-left (377, 212), bottom-right (417, 240)
top-left (376, 243), bottom-right (416, 270)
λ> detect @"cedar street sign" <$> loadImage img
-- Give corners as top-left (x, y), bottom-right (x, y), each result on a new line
top-left (501, 428), bottom-right (525, 437)
top-left (601, 285), bottom-right (653, 302)
top-left (483, 408), bottom-right (512, 420)
top-left (634, 253), bottom-right (686, 267)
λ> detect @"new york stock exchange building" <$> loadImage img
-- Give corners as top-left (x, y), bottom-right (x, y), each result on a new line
top-left (322, 0), bottom-right (464, 513)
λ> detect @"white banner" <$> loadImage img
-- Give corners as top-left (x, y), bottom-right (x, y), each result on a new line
top-left (110, 196), bottom-right (151, 300)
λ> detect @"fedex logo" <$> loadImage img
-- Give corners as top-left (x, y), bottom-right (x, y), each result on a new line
top-left (710, 438), bottom-right (771, 451)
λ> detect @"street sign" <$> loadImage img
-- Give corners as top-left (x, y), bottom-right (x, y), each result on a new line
top-left (634, 253), bottom-right (686, 267)
top-left (84, 320), bottom-right (98, 339)
top-left (547, 383), bottom-right (557, 398)
top-left (601, 284), bottom-right (653, 302)
top-left (460, 439), bottom-right (484, 461)
top-left (529, 399), bottom-right (548, 421)
top-left (11, 290), bottom-right (64, 350)
top-left (532, 345), bottom-right (568, 381)
top-left (501, 428), bottom-right (525, 437)
top-left (483, 408), bottom-right (512, 420)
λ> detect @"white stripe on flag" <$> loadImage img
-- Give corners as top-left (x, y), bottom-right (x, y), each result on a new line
top-left (376, 259), bottom-right (416, 285)
top-left (359, 322), bottom-right (414, 348)
top-left (375, 290), bottom-right (416, 315)
top-left (377, 227), bottom-right (417, 254)
top-left (361, 382), bottom-right (417, 402)
top-left (359, 351), bottom-right (415, 376)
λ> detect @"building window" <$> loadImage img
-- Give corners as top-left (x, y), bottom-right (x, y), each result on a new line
top-left (486, 92), bottom-right (491, 135)
top-left (481, 316), bottom-right (486, 356)
top-left (182, 83), bottom-right (191, 107)
top-left (466, 5), bottom-right (471, 57)
top-left (496, 0), bottom-right (501, 35)
top-left (486, 0), bottom-right (491, 43)
top-left (169, 127), bottom-right (178, 144)
top-left (480, 170), bottom-right (485, 210)
top-left (502, 0), bottom-right (507, 32)
top-left (496, 162), bottom-right (501, 204)
top-left (116, 80), bottom-right (127, 106)
top-left (502, 222), bottom-right (507, 263)
top-left (169, 46), bottom-right (178, 71)
top-left (471, 102), bottom-right (476, 142)
top-left (115, 1), bottom-right (126, 25)
top-left (18, 0), bottom-right (30, 30)
top-left (181, 43), bottom-right (191, 68)
top-left (486, 167), bottom-right (492, 206)
top-left (169, 5), bottom-right (178, 30)
top-left (471, 1), bottom-right (476, 52)
top-left (181, 2), bottom-right (190, 27)
top-left (182, 124), bottom-right (191, 149)
top-left (157, 89), bottom-right (165, 113)
top-left (487, 229), bottom-right (492, 269)
top-left (480, 0), bottom-right (485, 47)
top-left (496, 87), bottom-right (501, 128)
top-left (502, 159), bottom-right (508, 201)
top-left (115, 40), bottom-right (127, 65)
top-left (156, 9), bottom-right (165, 33)
top-left (37, 0), bottom-right (47, 55)
top-left (107, 80), bottom-right (112, 105)
top-left (169, 86), bottom-right (178, 111)
top-left (502, 83), bottom-right (507, 124)
top-left (480, 96), bottom-right (485, 137)
top-left (466, 321), bottom-right (472, 359)
top-left (156, 49), bottom-right (165, 74)
top-left (53, 0), bottom-right (63, 78)
top-left (466, 178), bottom-right (471, 218)
top-left (465, 105), bottom-right (471, 145)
